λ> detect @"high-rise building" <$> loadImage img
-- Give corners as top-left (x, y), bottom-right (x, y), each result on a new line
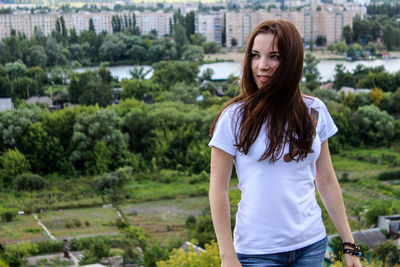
top-left (195, 12), bottom-right (224, 45)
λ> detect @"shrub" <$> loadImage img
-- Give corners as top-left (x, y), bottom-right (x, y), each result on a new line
top-left (73, 219), bottom-right (82, 227)
top-left (378, 169), bottom-right (400, 181)
top-left (0, 208), bottom-right (17, 222)
top-left (14, 172), bottom-right (46, 191)
top-left (84, 221), bottom-right (90, 227)
top-left (4, 241), bottom-right (38, 266)
top-left (22, 228), bottom-right (41, 233)
top-left (35, 240), bottom-right (62, 255)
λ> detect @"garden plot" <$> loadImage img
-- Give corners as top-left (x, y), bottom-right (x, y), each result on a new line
top-left (33, 206), bottom-right (120, 238)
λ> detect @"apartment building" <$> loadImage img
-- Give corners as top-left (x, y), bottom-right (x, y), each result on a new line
top-left (195, 12), bottom-right (224, 45)
top-left (0, 10), bottom-right (173, 40)
top-left (135, 11), bottom-right (173, 38)
top-left (225, 5), bottom-right (366, 47)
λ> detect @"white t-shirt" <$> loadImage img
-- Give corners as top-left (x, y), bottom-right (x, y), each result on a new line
top-left (209, 96), bottom-right (338, 254)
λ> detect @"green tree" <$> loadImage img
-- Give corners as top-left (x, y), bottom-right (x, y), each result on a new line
top-left (45, 38), bottom-right (67, 66)
top-left (151, 61), bottom-right (199, 90)
top-left (121, 225), bottom-right (150, 265)
top-left (182, 45), bottom-right (204, 61)
top-left (333, 64), bottom-right (355, 89)
top-left (353, 105), bottom-right (394, 146)
top-left (173, 24), bottom-right (187, 58)
top-left (4, 61), bottom-right (27, 81)
top-left (364, 200), bottom-right (399, 225)
top-left (70, 109), bottom-right (129, 173)
top-left (25, 45), bottom-right (47, 68)
top-left (68, 66), bottom-right (113, 107)
top-left (21, 122), bottom-right (67, 173)
top-left (342, 25), bottom-right (353, 44)
top-left (0, 148), bottom-right (31, 186)
top-left (334, 41), bottom-right (348, 54)
top-left (99, 34), bottom-right (126, 63)
top-left (303, 52), bottom-right (320, 85)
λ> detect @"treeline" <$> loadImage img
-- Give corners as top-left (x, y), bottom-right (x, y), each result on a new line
top-left (0, 11), bottom-right (218, 69)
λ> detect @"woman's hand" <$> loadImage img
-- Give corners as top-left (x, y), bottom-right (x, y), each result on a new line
top-left (221, 254), bottom-right (242, 267)
top-left (344, 254), bottom-right (362, 267)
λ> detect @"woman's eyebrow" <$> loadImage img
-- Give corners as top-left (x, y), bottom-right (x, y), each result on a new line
top-left (250, 50), bottom-right (259, 53)
top-left (270, 51), bottom-right (279, 54)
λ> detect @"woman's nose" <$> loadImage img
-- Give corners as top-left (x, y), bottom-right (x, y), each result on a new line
top-left (258, 58), bottom-right (270, 70)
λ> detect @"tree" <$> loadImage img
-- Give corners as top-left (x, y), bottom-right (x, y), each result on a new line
top-left (0, 148), bottom-right (31, 186)
top-left (94, 167), bottom-right (132, 205)
top-left (369, 87), bottom-right (385, 107)
top-left (121, 225), bottom-right (150, 265)
top-left (353, 105), bottom-right (394, 147)
top-left (334, 41), bottom-right (348, 54)
top-left (4, 61), bottom-right (27, 80)
top-left (45, 38), bottom-right (67, 66)
top-left (342, 25), bottom-right (353, 44)
top-left (202, 41), bottom-right (219, 54)
top-left (69, 109), bottom-right (129, 173)
top-left (231, 37), bottom-right (238, 47)
top-left (151, 61), bottom-right (199, 90)
top-left (303, 52), bottom-right (320, 84)
top-left (21, 121), bottom-right (67, 173)
top-left (333, 64), bottom-right (355, 89)
top-left (99, 34), bottom-right (126, 63)
top-left (25, 45), bottom-right (47, 68)
top-left (173, 24), bottom-right (187, 58)
top-left (68, 67), bottom-right (113, 107)
top-left (182, 45), bottom-right (204, 61)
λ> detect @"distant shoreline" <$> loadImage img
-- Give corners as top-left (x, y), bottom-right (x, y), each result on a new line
top-left (205, 49), bottom-right (400, 63)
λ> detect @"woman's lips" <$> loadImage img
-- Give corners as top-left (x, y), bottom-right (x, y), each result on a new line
top-left (257, 75), bottom-right (270, 82)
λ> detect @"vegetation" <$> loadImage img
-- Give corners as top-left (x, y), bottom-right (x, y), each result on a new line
top-left (0, 4), bottom-right (400, 267)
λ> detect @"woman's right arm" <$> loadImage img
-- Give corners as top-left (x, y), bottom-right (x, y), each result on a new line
top-left (209, 147), bottom-right (242, 267)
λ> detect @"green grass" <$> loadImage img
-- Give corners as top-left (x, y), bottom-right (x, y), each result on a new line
top-left (38, 206), bottom-right (119, 238)
top-left (0, 214), bottom-right (46, 243)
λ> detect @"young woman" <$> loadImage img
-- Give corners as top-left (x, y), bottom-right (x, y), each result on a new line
top-left (208, 20), bottom-right (362, 267)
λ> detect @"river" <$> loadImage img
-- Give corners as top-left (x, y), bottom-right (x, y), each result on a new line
top-left (76, 58), bottom-right (400, 83)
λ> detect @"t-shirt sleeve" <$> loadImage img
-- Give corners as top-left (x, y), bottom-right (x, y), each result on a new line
top-left (315, 98), bottom-right (338, 143)
top-left (208, 105), bottom-right (238, 156)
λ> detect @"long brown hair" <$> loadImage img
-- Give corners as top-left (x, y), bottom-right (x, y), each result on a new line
top-left (210, 19), bottom-right (315, 163)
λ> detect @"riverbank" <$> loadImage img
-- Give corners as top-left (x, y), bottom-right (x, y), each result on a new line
top-left (204, 49), bottom-right (345, 62)
top-left (205, 49), bottom-right (400, 63)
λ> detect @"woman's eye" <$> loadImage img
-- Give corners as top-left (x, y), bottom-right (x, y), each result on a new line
top-left (271, 55), bottom-right (280, 60)
top-left (250, 53), bottom-right (259, 58)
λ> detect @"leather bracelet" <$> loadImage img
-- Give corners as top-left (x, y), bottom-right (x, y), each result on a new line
top-left (341, 242), bottom-right (363, 258)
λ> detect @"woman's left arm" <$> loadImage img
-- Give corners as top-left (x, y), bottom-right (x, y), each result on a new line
top-left (315, 140), bottom-right (361, 267)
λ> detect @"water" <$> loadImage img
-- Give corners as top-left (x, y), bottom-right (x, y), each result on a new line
top-left (75, 58), bottom-right (400, 82)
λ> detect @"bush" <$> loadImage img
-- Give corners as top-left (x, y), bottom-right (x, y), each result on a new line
top-left (34, 240), bottom-right (62, 255)
top-left (378, 169), bottom-right (400, 181)
top-left (14, 172), bottom-right (46, 191)
top-left (0, 208), bottom-right (17, 222)
top-left (4, 241), bottom-right (38, 266)
top-left (22, 228), bottom-right (41, 233)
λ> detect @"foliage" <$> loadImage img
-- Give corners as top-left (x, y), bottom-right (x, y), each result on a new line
top-left (143, 244), bottom-right (170, 267)
top-left (378, 169), bottom-right (400, 181)
top-left (4, 241), bottom-right (38, 266)
top-left (151, 61), bottom-right (199, 90)
top-left (69, 109), bottom-right (129, 174)
top-left (364, 200), bottom-right (400, 225)
top-left (353, 105), bottom-right (394, 147)
top-left (0, 149), bottom-right (31, 186)
top-left (93, 167), bottom-right (132, 204)
top-left (156, 240), bottom-right (220, 267)
top-left (14, 172), bottom-right (46, 191)
top-left (372, 240), bottom-right (399, 266)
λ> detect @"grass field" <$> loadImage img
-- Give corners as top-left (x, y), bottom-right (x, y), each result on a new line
top-left (2, 148), bottom-right (399, 244)
top-left (38, 206), bottom-right (120, 238)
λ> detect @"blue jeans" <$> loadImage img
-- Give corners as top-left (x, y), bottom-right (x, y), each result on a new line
top-left (237, 237), bottom-right (327, 267)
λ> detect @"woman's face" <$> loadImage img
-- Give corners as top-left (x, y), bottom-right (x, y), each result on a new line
top-left (250, 33), bottom-right (280, 90)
